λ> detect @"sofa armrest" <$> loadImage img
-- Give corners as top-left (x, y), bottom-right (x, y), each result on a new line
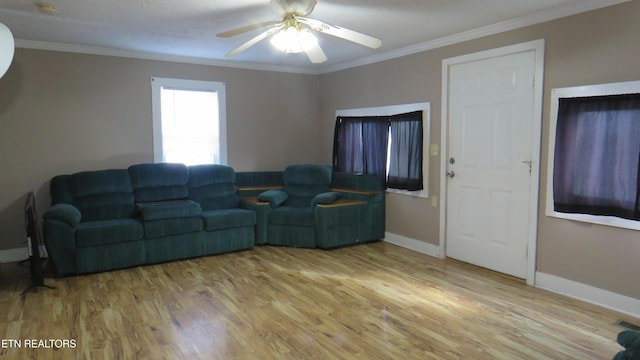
top-left (43, 203), bottom-right (81, 227)
top-left (257, 189), bottom-right (288, 208)
top-left (240, 197), bottom-right (272, 246)
top-left (311, 191), bottom-right (340, 207)
top-left (614, 330), bottom-right (640, 360)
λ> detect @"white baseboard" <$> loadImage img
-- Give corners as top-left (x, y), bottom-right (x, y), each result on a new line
top-left (384, 232), bottom-right (444, 259)
top-left (0, 245), bottom-right (48, 263)
top-left (0, 247), bottom-right (29, 263)
top-left (535, 272), bottom-right (640, 319)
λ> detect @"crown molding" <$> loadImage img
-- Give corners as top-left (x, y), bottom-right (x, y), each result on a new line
top-left (15, 39), bottom-right (319, 75)
top-left (318, 0), bottom-right (630, 74)
top-left (15, 0), bottom-right (629, 75)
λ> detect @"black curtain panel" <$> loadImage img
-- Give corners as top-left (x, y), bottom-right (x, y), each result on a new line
top-left (553, 94), bottom-right (640, 220)
top-left (333, 111), bottom-right (423, 190)
top-left (388, 111), bottom-right (423, 191)
top-left (333, 116), bottom-right (388, 177)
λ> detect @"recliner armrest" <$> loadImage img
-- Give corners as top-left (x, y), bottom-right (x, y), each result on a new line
top-left (43, 203), bottom-right (81, 227)
top-left (614, 330), bottom-right (640, 360)
top-left (257, 189), bottom-right (288, 208)
top-left (311, 191), bottom-right (340, 207)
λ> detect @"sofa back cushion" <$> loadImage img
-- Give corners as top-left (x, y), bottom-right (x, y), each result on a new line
top-left (283, 164), bottom-right (332, 207)
top-left (66, 169), bottom-right (135, 221)
top-left (50, 175), bottom-right (73, 204)
top-left (187, 164), bottom-right (239, 211)
top-left (128, 163), bottom-right (189, 202)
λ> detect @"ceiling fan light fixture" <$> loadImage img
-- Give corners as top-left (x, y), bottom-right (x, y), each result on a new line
top-left (0, 23), bottom-right (14, 79)
top-left (270, 27), bottom-right (317, 54)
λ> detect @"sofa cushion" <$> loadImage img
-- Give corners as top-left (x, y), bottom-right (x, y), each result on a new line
top-left (311, 192), bottom-right (339, 207)
top-left (201, 209), bottom-right (256, 231)
top-left (187, 165), bottom-right (239, 211)
top-left (76, 219), bottom-right (143, 247)
top-left (128, 163), bottom-right (189, 202)
top-left (136, 200), bottom-right (202, 221)
top-left (257, 189), bottom-right (288, 208)
top-left (269, 206), bottom-right (315, 226)
top-left (143, 217), bottom-right (203, 239)
top-left (68, 169), bottom-right (135, 221)
top-left (283, 164), bottom-right (333, 207)
top-left (50, 175), bottom-right (73, 204)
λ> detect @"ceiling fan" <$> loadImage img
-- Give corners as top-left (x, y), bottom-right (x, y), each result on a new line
top-left (216, 0), bottom-right (382, 63)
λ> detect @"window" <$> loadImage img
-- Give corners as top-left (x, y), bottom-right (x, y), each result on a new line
top-left (547, 80), bottom-right (640, 230)
top-left (334, 103), bottom-right (430, 197)
top-left (151, 77), bottom-right (227, 165)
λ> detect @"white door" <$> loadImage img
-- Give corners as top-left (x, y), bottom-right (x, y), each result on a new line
top-left (445, 50), bottom-right (536, 279)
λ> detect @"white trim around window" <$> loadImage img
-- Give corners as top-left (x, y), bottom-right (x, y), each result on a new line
top-left (151, 77), bottom-right (228, 165)
top-left (336, 102), bottom-right (431, 198)
top-left (546, 80), bottom-right (640, 231)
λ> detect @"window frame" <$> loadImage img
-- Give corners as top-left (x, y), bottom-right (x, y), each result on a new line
top-left (546, 80), bottom-right (640, 231)
top-left (336, 102), bottom-right (430, 198)
top-left (151, 77), bottom-right (227, 165)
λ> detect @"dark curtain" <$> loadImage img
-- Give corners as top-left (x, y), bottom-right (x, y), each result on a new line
top-left (388, 111), bottom-right (423, 191)
top-left (333, 111), bottom-right (423, 190)
top-left (333, 116), bottom-right (388, 177)
top-left (553, 94), bottom-right (640, 220)
top-left (334, 119), bottom-right (364, 174)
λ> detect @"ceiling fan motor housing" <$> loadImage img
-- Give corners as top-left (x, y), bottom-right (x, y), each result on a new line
top-left (270, 0), bottom-right (317, 17)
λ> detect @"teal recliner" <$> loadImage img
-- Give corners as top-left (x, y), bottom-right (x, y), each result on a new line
top-left (613, 330), bottom-right (640, 360)
top-left (257, 164), bottom-right (370, 249)
top-left (44, 169), bottom-right (145, 275)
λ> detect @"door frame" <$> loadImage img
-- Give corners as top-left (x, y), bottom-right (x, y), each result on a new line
top-left (439, 39), bottom-right (545, 286)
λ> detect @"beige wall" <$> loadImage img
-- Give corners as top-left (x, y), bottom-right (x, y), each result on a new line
top-left (0, 50), bottom-right (321, 251)
top-left (319, 1), bottom-right (640, 299)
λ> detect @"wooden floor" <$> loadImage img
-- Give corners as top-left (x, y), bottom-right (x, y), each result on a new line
top-left (0, 242), bottom-right (634, 359)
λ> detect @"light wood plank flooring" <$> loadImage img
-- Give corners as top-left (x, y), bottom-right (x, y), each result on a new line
top-left (0, 242), bottom-right (635, 359)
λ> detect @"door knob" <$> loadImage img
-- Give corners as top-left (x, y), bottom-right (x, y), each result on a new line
top-left (446, 170), bottom-right (455, 178)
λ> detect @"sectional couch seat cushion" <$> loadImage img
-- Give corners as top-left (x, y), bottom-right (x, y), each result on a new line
top-left (76, 219), bottom-right (143, 247)
top-left (269, 206), bottom-right (315, 226)
top-left (142, 217), bottom-right (204, 239)
top-left (201, 209), bottom-right (256, 231)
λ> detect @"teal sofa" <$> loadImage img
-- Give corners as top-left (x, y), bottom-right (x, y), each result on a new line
top-left (43, 163), bottom-right (255, 275)
top-left (43, 163), bottom-right (385, 276)
top-left (613, 330), bottom-right (640, 360)
top-left (237, 164), bottom-right (385, 249)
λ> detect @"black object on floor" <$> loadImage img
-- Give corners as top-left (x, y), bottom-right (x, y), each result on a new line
top-left (21, 191), bottom-right (54, 295)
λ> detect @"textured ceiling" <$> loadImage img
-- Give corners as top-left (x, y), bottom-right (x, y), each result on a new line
top-left (0, 0), bottom-right (629, 73)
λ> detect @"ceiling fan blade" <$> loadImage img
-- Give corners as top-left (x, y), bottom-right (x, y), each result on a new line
top-left (225, 24), bottom-right (284, 58)
top-left (298, 16), bottom-right (381, 49)
top-left (216, 20), bottom-right (282, 38)
top-left (304, 42), bottom-right (327, 63)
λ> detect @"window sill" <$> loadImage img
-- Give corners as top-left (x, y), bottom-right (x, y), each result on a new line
top-left (386, 188), bottom-right (429, 199)
top-left (546, 211), bottom-right (640, 231)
